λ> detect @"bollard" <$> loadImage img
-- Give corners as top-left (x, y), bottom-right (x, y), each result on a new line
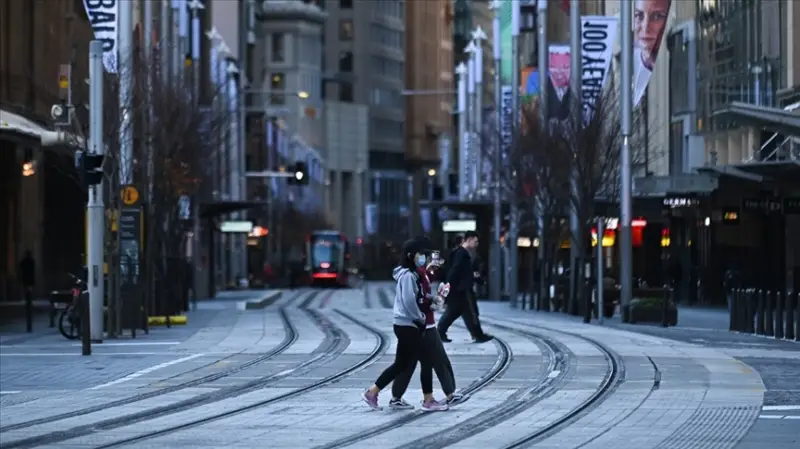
top-left (25, 288), bottom-right (33, 333)
top-left (661, 287), bottom-right (671, 327)
top-left (775, 290), bottom-right (784, 339)
top-left (745, 289), bottom-right (755, 334)
top-left (582, 286), bottom-right (592, 323)
top-left (734, 289), bottom-right (744, 332)
top-left (786, 291), bottom-right (796, 341)
top-left (756, 289), bottom-right (766, 335)
top-left (80, 293), bottom-right (91, 356)
top-left (765, 290), bottom-right (774, 337)
top-left (728, 289), bottom-right (737, 332)
top-left (793, 292), bottom-right (799, 343)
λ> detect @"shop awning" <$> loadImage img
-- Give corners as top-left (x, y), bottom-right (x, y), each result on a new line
top-left (713, 101), bottom-right (800, 135)
top-left (0, 109), bottom-right (49, 140)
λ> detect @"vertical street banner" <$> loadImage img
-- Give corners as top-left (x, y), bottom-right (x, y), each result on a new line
top-left (547, 45), bottom-right (572, 121)
top-left (580, 15), bottom-right (618, 120)
top-left (83, 0), bottom-right (119, 73)
top-left (632, 0), bottom-right (672, 106)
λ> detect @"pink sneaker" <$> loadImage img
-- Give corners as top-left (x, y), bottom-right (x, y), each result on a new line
top-left (361, 389), bottom-right (381, 410)
top-left (421, 398), bottom-right (449, 412)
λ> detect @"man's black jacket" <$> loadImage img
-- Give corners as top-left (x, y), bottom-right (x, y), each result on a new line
top-left (446, 246), bottom-right (473, 296)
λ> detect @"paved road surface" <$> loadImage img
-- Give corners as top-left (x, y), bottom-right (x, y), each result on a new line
top-left (0, 283), bottom-right (794, 448)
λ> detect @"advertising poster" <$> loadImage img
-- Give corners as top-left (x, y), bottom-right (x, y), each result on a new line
top-left (632, 0), bottom-right (673, 106)
top-left (580, 15), bottom-right (618, 119)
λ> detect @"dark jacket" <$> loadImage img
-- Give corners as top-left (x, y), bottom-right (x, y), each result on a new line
top-left (446, 246), bottom-right (473, 296)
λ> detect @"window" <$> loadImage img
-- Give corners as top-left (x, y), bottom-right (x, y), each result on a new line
top-left (340, 0), bottom-right (352, 8)
top-left (270, 73), bottom-right (285, 105)
top-left (370, 24), bottom-right (403, 50)
top-left (371, 118), bottom-right (404, 140)
top-left (371, 56), bottom-right (404, 79)
top-left (374, 0), bottom-right (403, 20)
top-left (371, 87), bottom-right (402, 108)
top-left (339, 82), bottom-right (354, 102)
top-left (339, 20), bottom-right (354, 40)
top-left (339, 51), bottom-right (353, 72)
top-left (271, 33), bottom-right (285, 62)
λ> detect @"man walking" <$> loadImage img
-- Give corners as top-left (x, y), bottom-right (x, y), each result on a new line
top-left (438, 231), bottom-right (492, 343)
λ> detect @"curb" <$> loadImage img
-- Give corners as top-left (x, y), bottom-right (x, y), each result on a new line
top-left (239, 291), bottom-right (283, 311)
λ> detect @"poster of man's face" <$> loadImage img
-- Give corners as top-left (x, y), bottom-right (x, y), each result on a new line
top-left (549, 51), bottom-right (570, 90)
top-left (634, 0), bottom-right (671, 70)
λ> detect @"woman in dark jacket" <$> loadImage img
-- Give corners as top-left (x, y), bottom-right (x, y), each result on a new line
top-left (388, 237), bottom-right (468, 409)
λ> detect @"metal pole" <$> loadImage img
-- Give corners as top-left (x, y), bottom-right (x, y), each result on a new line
top-left (178, 0), bottom-right (189, 69)
top-left (473, 29), bottom-right (485, 197)
top-left (88, 41), bottom-right (105, 343)
top-left (190, 0), bottom-right (203, 100)
top-left (620, 0), bottom-right (634, 322)
top-left (491, 10), bottom-right (502, 305)
top-left (536, 0), bottom-right (549, 306)
top-left (119, 0), bottom-right (133, 185)
top-left (509, 0), bottom-right (521, 305)
top-left (161, 0), bottom-right (171, 85)
top-left (596, 217), bottom-right (604, 324)
top-left (568, 0), bottom-right (582, 314)
top-left (237, 0), bottom-right (250, 282)
top-left (456, 63), bottom-right (467, 202)
top-left (172, 2), bottom-right (182, 80)
top-left (466, 50), bottom-right (476, 198)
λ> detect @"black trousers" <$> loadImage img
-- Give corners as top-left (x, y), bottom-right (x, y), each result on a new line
top-left (375, 325), bottom-right (432, 394)
top-left (391, 328), bottom-right (455, 398)
top-left (437, 291), bottom-right (484, 338)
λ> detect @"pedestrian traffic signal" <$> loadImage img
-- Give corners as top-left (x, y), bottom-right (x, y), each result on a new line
top-left (81, 152), bottom-right (105, 186)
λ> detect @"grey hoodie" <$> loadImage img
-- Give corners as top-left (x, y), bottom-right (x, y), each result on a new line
top-left (392, 266), bottom-right (426, 328)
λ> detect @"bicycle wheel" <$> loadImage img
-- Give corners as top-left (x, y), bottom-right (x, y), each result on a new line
top-left (58, 307), bottom-right (80, 340)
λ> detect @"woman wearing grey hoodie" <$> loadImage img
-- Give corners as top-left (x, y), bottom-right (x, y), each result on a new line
top-left (361, 239), bottom-right (448, 412)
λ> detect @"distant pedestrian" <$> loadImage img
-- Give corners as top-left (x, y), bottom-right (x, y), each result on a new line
top-left (438, 231), bottom-right (492, 343)
top-left (19, 250), bottom-right (35, 332)
top-left (19, 250), bottom-right (35, 297)
top-left (361, 239), bottom-right (448, 412)
top-left (389, 236), bottom-right (467, 410)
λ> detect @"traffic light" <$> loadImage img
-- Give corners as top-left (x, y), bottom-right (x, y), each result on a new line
top-left (79, 151), bottom-right (105, 186)
top-left (294, 161), bottom-right (308, 185)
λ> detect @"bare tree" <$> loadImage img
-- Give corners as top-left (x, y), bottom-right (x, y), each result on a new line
top-left (560, 86), bottom-right (652, 314)
top-left (92, 46), bottom-right (229, 332)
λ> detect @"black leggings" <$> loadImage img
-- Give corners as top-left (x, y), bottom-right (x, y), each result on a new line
top-left (375, 325), bottom-right (432, 394)
top-left (392, 328), bottom-right (454, 398)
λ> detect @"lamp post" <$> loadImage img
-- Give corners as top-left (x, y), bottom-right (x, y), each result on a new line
top-left (464, 40), bottom-right (477, 199)
top-left (471, 26), bottom-right (487, 198)
top-left (620, 0), bottom-right (634, 322)
top-left (508, 0), bottom-right (521, 304)
top-left (187, 0), bottom-right (205, 100)
top-left (536, 0), bottom-right (549, 307)
top-left (489, 0), bottom-right (503, 304)
top-left (456, 62), bottom-right (468, 202)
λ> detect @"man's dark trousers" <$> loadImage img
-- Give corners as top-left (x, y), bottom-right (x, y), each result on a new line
top-left (438, 292), bottom-right (482, 338)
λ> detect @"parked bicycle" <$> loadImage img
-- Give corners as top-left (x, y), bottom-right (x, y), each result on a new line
top-left (49, 273), bottom-right (86, 340)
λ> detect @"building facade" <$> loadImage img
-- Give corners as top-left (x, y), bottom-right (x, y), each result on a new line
top-left (0, 0), bottom-right (94, 300)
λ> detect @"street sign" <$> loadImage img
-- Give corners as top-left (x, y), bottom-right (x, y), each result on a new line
top-left (121, 185), bottom-right (139, 205)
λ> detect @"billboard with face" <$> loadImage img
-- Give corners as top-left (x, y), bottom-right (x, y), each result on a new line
top-left (632, 0), bottom-right (672, 106)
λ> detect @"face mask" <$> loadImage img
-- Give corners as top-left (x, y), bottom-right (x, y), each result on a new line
top-left (415, 254), bottom-right (427, 267)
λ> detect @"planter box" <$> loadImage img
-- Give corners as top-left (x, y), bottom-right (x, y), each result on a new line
top-left (629, 298), bottom-right (678, 326)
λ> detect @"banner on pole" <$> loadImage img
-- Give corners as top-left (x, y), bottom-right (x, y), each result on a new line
top-left (580, 15), bottom-right (618, 119)
top-left (83, 0), bottom-right (119, 73)
top-left (631, 0), bottom-right (672, 106)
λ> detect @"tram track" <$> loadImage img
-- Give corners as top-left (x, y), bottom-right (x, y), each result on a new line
top-left (1, 295), bottom-right (355, 449)
top-left (487, 319), bottom-right (625, 449)
top-left (393, 325), bottom-right (569, 449)
top-left (90, 309), bottom-right (389, 448)
top-left (0, 290), bottom-right (312, 434)
top-left (313, 332), bottom-right (513, 449)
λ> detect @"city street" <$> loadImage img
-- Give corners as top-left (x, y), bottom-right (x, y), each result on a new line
top-left (0, 283), bottom-right (796, 448)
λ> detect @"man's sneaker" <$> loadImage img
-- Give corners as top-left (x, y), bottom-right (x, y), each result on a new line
top-left (361, 390), bottom-right (381, 410)
top-left (474, 334), bottom-right (494, 343)
top-left (447, 392), bottom-right (470, 406)
top-left (440, 333), bottom-right (452, 343)
top-left (389, 398), bottom-right (415, 410)
top-left (421, 399), bottom-right (449, 412)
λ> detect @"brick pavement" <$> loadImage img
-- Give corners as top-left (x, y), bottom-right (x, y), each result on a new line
top-left (0, 285), bottom-right (781, 448)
